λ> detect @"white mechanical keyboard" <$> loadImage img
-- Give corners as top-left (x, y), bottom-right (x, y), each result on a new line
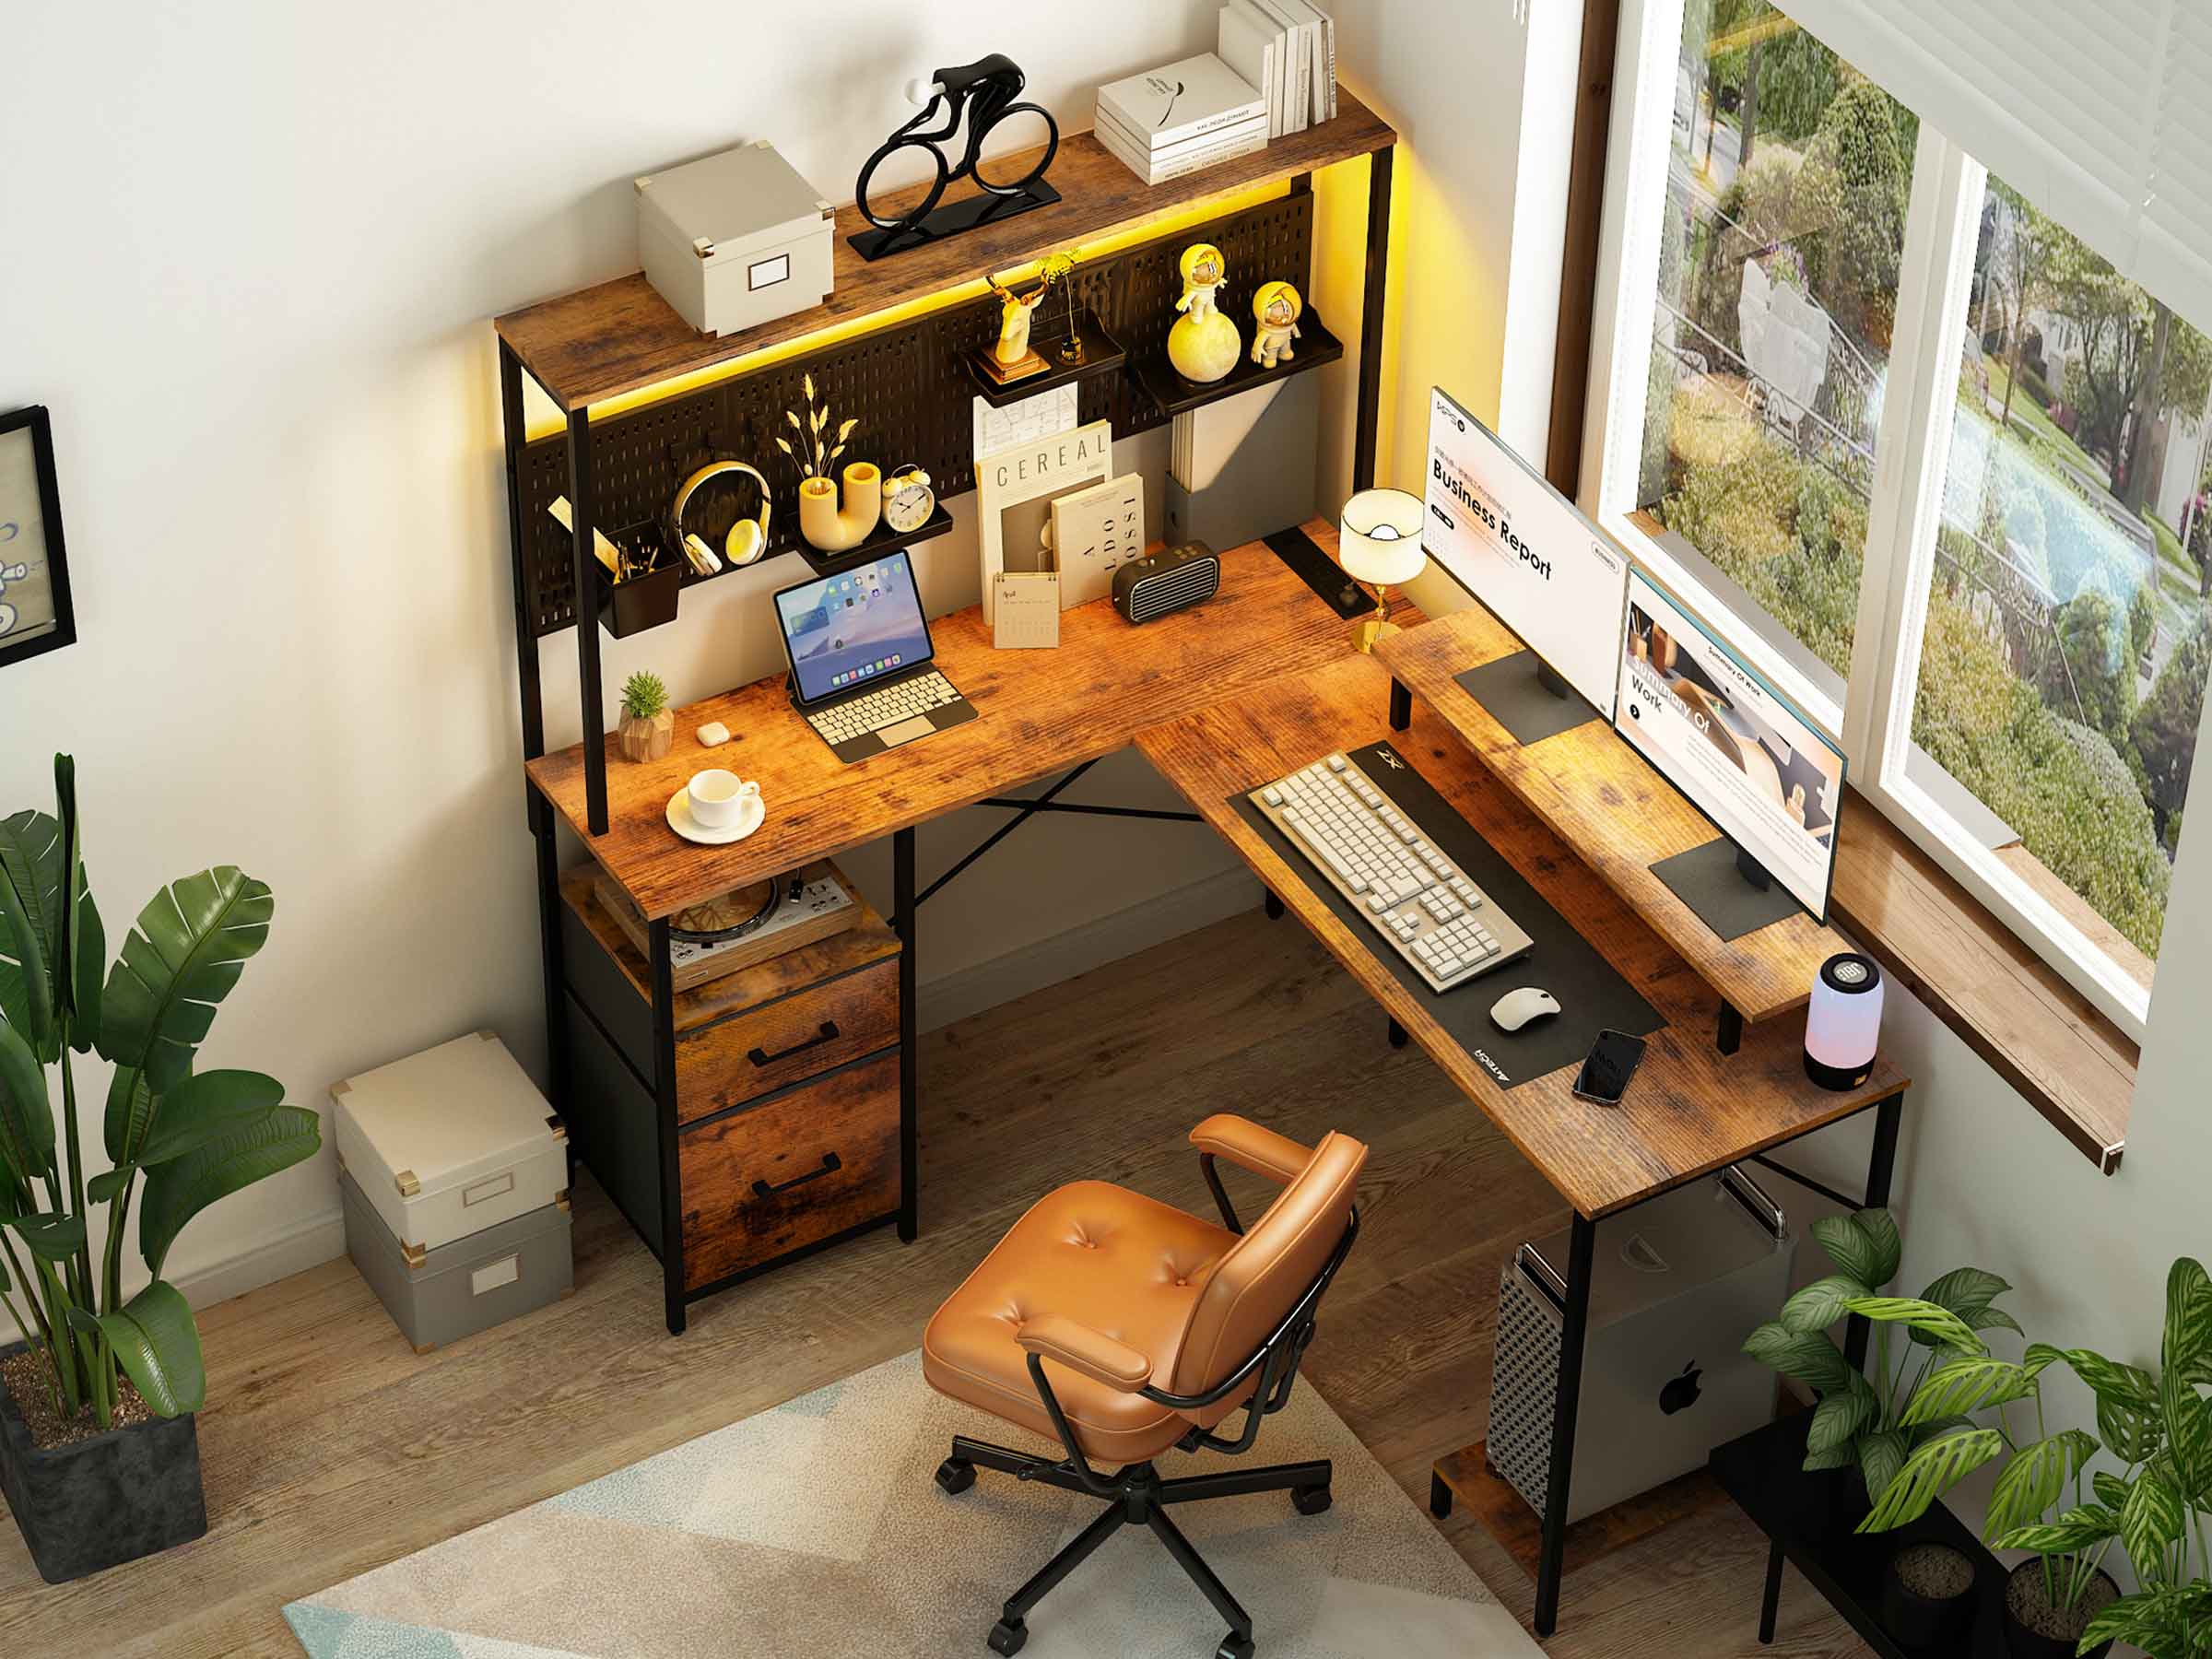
top-left (806, 669), bottom-right (962, 746)
top-left (1251, 751), bottom-right (1535, 993)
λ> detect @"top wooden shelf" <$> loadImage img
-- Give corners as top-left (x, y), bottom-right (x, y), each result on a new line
top-left (493, 90), bottom-right (1395, 413)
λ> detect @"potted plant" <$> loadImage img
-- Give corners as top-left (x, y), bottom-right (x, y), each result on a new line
top-left (0, 756), bottom-right (320, 1582)
top-left (1856, 1255), bottom-right (2212, 1659)
top-left (1744, 1206), bottom-right (2021, 1540)
top-left (617, 670), bottom-right (675, 763)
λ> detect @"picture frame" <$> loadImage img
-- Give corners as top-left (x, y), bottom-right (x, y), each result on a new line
top-left (0, 406), bottom-right (75, 670)
top-left (975, 419), bottom-right (1112, 623)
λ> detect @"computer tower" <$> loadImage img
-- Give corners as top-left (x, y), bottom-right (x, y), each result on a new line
top-left (1488, 1164), bottom-right (1793, 1524)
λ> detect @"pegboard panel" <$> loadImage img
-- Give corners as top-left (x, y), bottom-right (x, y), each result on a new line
top-left (517, 189), bottom-right (1316, 635)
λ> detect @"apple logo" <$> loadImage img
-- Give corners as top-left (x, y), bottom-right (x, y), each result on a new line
top-left (1658, 1359), bottom-right (1703, 1416)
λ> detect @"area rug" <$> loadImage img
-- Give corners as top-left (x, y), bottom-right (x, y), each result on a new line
top-left (284, 1349), bottom-right (1541, 1657)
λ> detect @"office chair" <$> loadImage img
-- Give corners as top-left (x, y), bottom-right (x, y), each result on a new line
top-left (922, 1114), bottom-right (1368, 1658)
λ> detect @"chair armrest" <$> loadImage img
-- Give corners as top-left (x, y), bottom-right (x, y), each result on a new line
top-left (1190, 1113), bottom-right (1312, 1186)
top-left (1017, 1315), bottom-right (1151, 1392)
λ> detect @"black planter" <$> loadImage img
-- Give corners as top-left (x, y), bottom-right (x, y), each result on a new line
top-left (1880, 1541), bottom-right (1976, 1649)
top-left (595, 528), bottom-right (682, 640)
top-left (2001, 1560), bottom-right (2117, 1659)
top-left (0, 1340), bottom-right (208, 1583)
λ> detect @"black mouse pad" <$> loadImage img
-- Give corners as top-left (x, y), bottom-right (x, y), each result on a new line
top-left (1232, 738), bottom-right (1662, 1088)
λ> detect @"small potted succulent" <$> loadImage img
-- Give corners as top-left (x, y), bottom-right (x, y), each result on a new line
top-left (0, 757), bottom-right (319, 1582)
top-left (617, 670), bottom-right (675, 763)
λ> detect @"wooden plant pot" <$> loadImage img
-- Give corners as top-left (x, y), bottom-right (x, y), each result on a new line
top-left (0, 1340), bottom-right (208, 1583)
top-left (618, 708), bottom-right (675, 762)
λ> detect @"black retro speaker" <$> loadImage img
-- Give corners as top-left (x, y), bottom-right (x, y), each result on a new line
top-left (1113, 542), bottom-right (1220, 624)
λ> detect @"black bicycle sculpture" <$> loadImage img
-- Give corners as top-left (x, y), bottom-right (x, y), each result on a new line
top-left (849, 54), bottom-right (1060, 262)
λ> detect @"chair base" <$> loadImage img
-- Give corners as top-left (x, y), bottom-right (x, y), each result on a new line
top-left (936, 1434), bottom-right (1333, 1657)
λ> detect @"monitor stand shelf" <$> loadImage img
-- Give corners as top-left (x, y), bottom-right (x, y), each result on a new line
top-left (1376, 608), bottom-right (1841, 1033)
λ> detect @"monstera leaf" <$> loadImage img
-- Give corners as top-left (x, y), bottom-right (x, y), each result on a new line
top-left (98, 866), bottom-right (274, 1163)
top-left (138, 1105), bottom-right (319, 1277)
top-left (67, 1280), bottom-right (205, 1416)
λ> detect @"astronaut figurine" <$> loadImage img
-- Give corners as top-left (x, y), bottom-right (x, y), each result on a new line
top-left (1168, 242), bottom-right (1241, 382)
top-left (1174, 242), bottom-right (1227, 320)
top-left (1250, 280), bottom-right (1304, 369)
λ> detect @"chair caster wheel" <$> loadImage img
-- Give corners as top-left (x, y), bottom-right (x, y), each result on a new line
top-left (936, 1458), bottom-right (977, 1496)
top-left (1292, 1483), bottom-right (1332, 1515)
top-left (987, 1617), bottom-right (1028, 1654)
top-left (1215, 1635), bottom-right (1256, 1659)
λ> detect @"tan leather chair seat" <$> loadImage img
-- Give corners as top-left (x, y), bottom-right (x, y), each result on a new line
top-left (923, 1180), bottom-right (1238, 1465)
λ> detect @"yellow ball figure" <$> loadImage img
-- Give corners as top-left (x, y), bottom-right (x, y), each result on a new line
top-left (1168, 242), bottom-right (1241, 383)
top-left (1251, 280), bottom-right (1303, 368)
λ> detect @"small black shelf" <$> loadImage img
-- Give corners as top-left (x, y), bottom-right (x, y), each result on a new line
top-left (789, 500), bottom-right (957, 579)
top-left (1130, 308), bottom-right (1346, 420)
top-left (1711, 1414), bottom-right (2010, 1657)
top-left (966, 308), bottom-right (1129, 408)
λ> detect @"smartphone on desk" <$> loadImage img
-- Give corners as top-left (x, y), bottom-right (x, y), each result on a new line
top-left (1572, 1030), bottom-right (1647, 1107)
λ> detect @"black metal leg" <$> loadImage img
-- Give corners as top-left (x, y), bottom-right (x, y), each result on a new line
top-left (1156, 1460), bottom-right (1328, 1504)
top-left (1264, 890), bottom-right (1285, 921)
top-left (1389, 677), bottom-right (1412, 732)
top-left (565, 406), bottom-right (608, 837)
top-left (1148, 1508), bottom-right (1253, 1642)
top-left (1534, 1211), bottom-right (1597, 1638)
top-left (1717, 1000), bottom-right (1744, 1054)
top-left (1841, 1092), bottom-right (1904, 1371)
top-left (1758, 1538), bottom-right (1784, 1642)
top-left (1004, 1504), bottom-right (1126, 1625)
top-left (1353, 143), bottom-right (1394, 494)
top-left (1430, 1469), bottom-right (1453, 1518)
top-left (894, 826), bottom-right (919, 1243)
top-left (499, 343), bottom-right (545, 793)
top-left (649, 917), bottom-right (685, 1336)
top-left (1387, 1018), bottom-right (1407, 1048)
top-left (949, 1435), bottom-right (1099, 1498)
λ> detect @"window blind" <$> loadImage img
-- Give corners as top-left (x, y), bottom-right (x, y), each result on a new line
top-left (1782, 0), bottom-right (2212, 334)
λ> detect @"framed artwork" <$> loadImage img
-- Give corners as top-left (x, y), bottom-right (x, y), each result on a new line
top-left (0, 406), bottom-right (74, 670)
top-left (975, 419), bottom-right (1112, 624)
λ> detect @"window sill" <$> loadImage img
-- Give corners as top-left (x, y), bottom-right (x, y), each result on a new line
top-left (1830, 790), bottom-right (2135, 1172)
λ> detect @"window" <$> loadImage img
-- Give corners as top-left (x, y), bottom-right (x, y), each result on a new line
top-left (1588, 0), bottom-right (2212, 1038)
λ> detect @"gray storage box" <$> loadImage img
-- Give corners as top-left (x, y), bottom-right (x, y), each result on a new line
top-left (635, 139), bottom-right (834, 336)
top-left (340, 1167), bottom-right (572, 1354)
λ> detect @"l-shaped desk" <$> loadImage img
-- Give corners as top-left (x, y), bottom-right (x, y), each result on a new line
top-left (526, 522), bottom-right (1907, 1638)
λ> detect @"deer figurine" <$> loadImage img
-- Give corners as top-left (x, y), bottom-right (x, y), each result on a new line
top-left (986, 271), bottom-right (1049, 371)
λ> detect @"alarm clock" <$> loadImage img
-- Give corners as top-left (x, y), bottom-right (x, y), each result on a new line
top-left (881, 465), bottom-right (935, 533)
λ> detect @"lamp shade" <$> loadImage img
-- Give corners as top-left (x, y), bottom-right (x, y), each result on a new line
top-left (1338, 488), bottom-right (1427, 586)
top-left (1804, 953), bottom-right (1883, 1090)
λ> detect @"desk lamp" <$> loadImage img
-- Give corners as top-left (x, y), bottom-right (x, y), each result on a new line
top-left (1339, 487), bottom-right (1427, 653)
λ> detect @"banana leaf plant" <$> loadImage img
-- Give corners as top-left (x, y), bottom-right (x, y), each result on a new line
top-left (1857, 1256), bottom-right (2212, 1659)
top-left (0, 755), bottom-right (319, 1430)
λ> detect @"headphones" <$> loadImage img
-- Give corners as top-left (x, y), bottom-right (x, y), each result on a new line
top-left (669, 459), bottom-right (773, 571)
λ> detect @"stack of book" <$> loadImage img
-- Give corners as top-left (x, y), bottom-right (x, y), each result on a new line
top-left (1094, 53), bottom-right (1269, 185)
top-left (1217, 0), bottom-right (1338, 138)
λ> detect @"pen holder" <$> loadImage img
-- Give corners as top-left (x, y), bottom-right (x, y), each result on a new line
top-left (597, 531), bottom-right (682, 640)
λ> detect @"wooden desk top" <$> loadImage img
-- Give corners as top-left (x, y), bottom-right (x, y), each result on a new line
top-left (528, 524), bottom-right (1355, 919)
top-left (1136, 651), bottom-right (1906, 1220)
top-left (1377, 609), bottom-right (1841, 1025)
top-left (495, 94), bottom-right (1395, 413)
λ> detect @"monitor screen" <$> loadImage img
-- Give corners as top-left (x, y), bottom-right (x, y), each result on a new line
top-left (1421, 386), bottom-right (1630, 717)
top-left (774, 551), bottom-right (934, 705)
top-left (1614, 570), bottom-right (1845, 921)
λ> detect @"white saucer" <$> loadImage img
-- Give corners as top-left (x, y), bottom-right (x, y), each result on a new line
top-left (666, 786), bottom-right (765, 846)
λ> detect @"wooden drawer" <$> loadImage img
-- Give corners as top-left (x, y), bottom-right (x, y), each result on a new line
top-left (678, 1050), bottom-right (900, 1289)
top-left (675, 955), bottom-right (899, 1124)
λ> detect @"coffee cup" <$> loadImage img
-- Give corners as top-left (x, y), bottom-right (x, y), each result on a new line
top-left (687, 769), bottom-right (759, 828)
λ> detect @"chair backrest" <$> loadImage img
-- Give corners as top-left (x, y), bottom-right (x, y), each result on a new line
top-left (1166, 1130), bottom-right (1368, 1404)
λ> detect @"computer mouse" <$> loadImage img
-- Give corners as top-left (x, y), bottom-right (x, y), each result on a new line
top-left (1488, 986), bottom-right (1561, 1033)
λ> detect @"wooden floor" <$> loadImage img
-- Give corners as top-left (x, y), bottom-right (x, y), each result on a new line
top-left (0, 907), bottom-right (1872, 1657)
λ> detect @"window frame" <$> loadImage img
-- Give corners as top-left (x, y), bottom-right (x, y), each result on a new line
top-left (1582, 0), bottom-right (2168, 1041)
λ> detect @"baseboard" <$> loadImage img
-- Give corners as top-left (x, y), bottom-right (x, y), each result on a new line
top-left (176, 867), bottom-right (1265, 1309)
top-left (171, 1204), bottom-right (346, 1312)
top-left (917, 864), bottom-right (1265, 1032)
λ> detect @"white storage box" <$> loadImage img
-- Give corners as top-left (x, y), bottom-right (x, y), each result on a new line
top-left (331, 1031), bottom-right (567, 1257)
top-left (635, 139), bottom-right (834, 337)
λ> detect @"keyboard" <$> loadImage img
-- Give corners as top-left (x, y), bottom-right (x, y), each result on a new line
top-left (806, 669), bottom-right (962, 747)
top-left (1251, 752), bottom-right (1535, 993)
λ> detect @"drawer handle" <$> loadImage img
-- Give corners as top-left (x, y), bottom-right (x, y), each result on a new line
top-left (752, 1151), bottom-right (841, 1198)
top-left (747, 1021), bottom-right (840, 1066)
